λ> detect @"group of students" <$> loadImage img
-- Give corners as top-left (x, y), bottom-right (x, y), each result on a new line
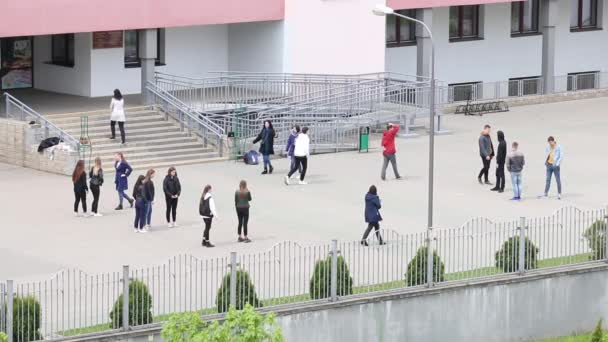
top-left (478, 124), bottom-right (563, 201)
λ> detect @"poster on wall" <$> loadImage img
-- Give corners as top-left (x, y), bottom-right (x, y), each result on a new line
top-left (93, 31), bottom-right (124, 49)
top-left (0, 37), bottom-right (33, 90)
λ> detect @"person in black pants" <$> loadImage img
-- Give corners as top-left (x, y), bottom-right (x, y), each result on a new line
top-left (89, 157), bottom-right (104, 216)
top-left (163, 167), bottom-right (181, 228)
top-left (72, 160), bottom-right (89, 217)
top-left (132, 175), bottom-right (146, 232)
top-left (477, 125), bottom-right (494, 185)
top-left (361, 185), bottom-right (385, 246)
top-left (235, 180), bottom-right (252, 243)
top-left (491, 131), bottom-right (507, 193)
top-left (199, 185), bottom-right (217, 247)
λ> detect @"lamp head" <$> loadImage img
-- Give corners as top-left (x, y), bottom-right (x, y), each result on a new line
top-left (372, 4), bottom-right (395, 16)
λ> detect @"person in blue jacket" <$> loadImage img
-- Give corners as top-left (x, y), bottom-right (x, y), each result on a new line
top-left (114, 152), bottom-right (134, 210)
top-left (285, 125), bottom-right (302, 179)
top-left (252, 120), bottom-right (276, 175)
top-left (361, 185), bottom-right (385, 246)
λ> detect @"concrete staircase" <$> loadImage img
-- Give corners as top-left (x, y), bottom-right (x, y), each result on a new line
top-left (45, 106), bottom-right (224, 171)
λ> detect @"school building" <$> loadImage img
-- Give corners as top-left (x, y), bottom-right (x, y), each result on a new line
top-left (1, 0), bottom-right (607, 99)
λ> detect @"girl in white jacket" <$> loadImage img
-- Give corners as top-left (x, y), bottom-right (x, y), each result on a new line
top-left (199, 184), bottom-right (217, 247)
top-left (110, 89), bottom-right (126, 144)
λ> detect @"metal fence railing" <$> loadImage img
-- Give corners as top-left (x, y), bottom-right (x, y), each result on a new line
top-left (1, 206), bottom-right (606, 342)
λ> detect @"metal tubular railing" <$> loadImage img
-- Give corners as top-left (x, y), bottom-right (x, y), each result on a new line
top-left (3, 93), bottom-right (80, 152)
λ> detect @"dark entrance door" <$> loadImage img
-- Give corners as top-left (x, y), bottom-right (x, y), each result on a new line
top-left (0, 37), bottom-right (34, 90)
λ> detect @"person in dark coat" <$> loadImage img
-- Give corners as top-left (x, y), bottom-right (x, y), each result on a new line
top-left (89, 157), bottom-right (104, 216)
top-left (491, 130), bottom-right (507, 193)
top-left (114, 152), bottom-right (134, 210)
top-left (72, 160), bottom-right (89, 217)
top-left (132, 175), bottom-right (146, 232)
top-left (142, 169), bottom-right (156, 231)
top-left (163, 167), bottom-right (181, 228)
top-left (361, 185), bottom-right (385, 246)
top-left (252, 120), bottom-right (276, 175)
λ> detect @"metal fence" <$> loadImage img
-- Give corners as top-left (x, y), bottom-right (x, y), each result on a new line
top-left (1, 206), bottom-right (606, 342)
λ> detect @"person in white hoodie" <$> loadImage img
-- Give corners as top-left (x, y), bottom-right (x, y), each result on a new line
top-left (199, 184), bottom-right (217, 247)
top-left (110, 89), bottom-right (126, 144)
top-left (285, 127), bottom-right (310, 185)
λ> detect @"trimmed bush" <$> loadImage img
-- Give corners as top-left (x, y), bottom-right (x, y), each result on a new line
top-left (109, 280), bottom-right (153, 328)
top-left (5, 296), bottom-right (42, 342)
top-left (405, 246), bottom-right (445, 286)
top-left (216, 270), bottom-right (261, 313)
top-left (495, 236), bottom-right (539, 272)
top-left (591, 319), bottom-right (604, 342)
top-left (309, 255), bottom-right (353, 300)
top-left (583, 220), bottom-right (607, 261)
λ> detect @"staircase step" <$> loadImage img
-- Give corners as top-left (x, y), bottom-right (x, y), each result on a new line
top-left (65, 119), bottom-right (169, 135)
top-left (92, 136), bottom-right (199, 151)
top-left (100, 149), bottom-right (217, 164)
top-left (45, 106), bottom-right (153, 119)
top-left (115, 157), bottom-right (228, 171)
top-left (89, 131), bottom-right (192, 144)
top-left (101, 153), bottom-right (221, 170)
top-left (51, 111), bottom-right (160, 126)
top-left (86, 126), bottom-right (181, 139)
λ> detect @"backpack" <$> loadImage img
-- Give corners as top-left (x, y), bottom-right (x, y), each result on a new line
top-left (243, 150), bottom-right (259, 165)
top-left (199, 196), bottom-right (211, 217)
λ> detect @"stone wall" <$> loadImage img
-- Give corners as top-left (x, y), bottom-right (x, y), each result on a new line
top-left (0, 118), bottom-right (79, 176)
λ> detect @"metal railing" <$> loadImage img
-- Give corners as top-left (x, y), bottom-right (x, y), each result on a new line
top-left (1, 206), bottom-right (606, 341)
top-left (3, 93), bottom-right (80, 152)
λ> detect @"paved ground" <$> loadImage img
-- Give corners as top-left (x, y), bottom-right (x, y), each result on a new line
top-left (2, 97), bottom-right (607, 281)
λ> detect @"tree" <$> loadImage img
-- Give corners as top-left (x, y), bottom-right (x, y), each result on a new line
top-left (216, 270), bottom-right (261, 313)
top-left (109, 280), bottom-right (153, 328)
top-left (309, 255), bottom-right (353, 300)
top-left (495, 236), bottom-right (539, 273)
top-left (405, 246), bottom-right (445, 286)
top-left (583, 220), bottom-right (607, 261)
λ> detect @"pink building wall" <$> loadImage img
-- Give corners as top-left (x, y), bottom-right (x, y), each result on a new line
top-left (388, 0), bottom-right (520, 10)
top-left (0, 0), bottom-right (284, 38)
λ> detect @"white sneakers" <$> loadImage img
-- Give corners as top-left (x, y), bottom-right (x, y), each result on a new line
top-left (93, 213), bottom-right (103, 217)
top-left (299, 180), bottom-right (308, 185)
top-left (168, 222), bottom-right (179, 228)
top-left (284, 175), bottom-right (290, 185)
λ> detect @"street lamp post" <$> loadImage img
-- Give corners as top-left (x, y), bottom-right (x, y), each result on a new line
top-left (373, 5), bottom-right (436, 286)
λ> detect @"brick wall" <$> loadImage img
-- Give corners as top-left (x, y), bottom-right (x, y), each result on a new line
top-left (0, 118), bottom-right (79, 176)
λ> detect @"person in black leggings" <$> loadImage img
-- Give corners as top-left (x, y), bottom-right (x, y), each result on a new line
top-left (72, 160), bottom-right (89, 217)
top-left (163, 167), bottom-right (181, 228)
top-left (89, 157), bottom-right (104, 216)
top-left (199, 185), bottom-right (217, 247)
top-left (235, 180), bottom-right (252, 243)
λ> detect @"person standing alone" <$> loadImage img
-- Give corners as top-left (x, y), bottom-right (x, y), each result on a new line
top-left (89, 157), bottom-right (104, 216)
top-left (253, 120), bottom-right (276, 174)
top-left (199, 185), bottom-right (217, 247)
top-left (381, 123), bottom-right (401, 181)
top-left (235, 180), bottom-right (252, 243)
top-left (285, 127), bottom-right (310, 185)
top-left (361, 185), bottom-right (385, 246)
top-left (72, 160), bottom-right (89, 217)
top-left (490, 130), bottom-right (507, 193)
top-left (110, 89), bottom-right (126, 145)
top-left (506, 142), bottom-right (525, 201)
top-left (541, 136), bottom-right (563, 199)
top-left (478, 125), bottom-right (494, 185)
top-left (163, 167), bottom-right (181, 228)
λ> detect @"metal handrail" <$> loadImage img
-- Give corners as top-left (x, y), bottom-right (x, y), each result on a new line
top-left (3, 92), bottom-right (80, 150)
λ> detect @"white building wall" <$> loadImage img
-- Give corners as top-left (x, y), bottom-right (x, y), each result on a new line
top-left (282, 0), bottom-right (385, 74)
top-left (385, 45), bottom-right (417, 76)
top-left (228, 21), bottom-right (284, 73)
top-left (33, 33), bottom-right (92, 96)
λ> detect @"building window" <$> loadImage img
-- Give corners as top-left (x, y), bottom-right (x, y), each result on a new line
top-left (449, 5), bottom-right (480, 41)
top-left (449, 82), bottom-right (482, 102)
top-left (124, 29), bottom-right (164, 68)
top-left (567, 71), bottom-right (599, 91)
top-left (508, 77), bottom-right (542, 96)
top-left (51, 34), bottom-right (75, 67)
top-left (570, 0), bottom-right (599, 31)
top-left (511, 0), bottom-right (540, 35)
top-left (386, 10), bottom-right (417, 47)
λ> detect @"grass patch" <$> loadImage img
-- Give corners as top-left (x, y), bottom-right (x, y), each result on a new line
top-left (533, 331), bottom-right (606, 341)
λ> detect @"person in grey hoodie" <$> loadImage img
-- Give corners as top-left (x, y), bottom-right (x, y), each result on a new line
top-left (477, 125), bottom-right (494, 185)
top-left (506, 141), bottom-right (525, 200)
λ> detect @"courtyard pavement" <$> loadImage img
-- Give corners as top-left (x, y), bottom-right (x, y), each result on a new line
top-left (1, 97), bottom-right (607, 281)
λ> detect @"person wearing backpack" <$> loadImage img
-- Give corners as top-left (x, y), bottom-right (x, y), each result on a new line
top-left (199, 185), bottom-right (217, 247)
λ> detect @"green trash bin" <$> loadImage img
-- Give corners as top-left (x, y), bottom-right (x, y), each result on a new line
top-left (359, 126), bottom-right (370, 153)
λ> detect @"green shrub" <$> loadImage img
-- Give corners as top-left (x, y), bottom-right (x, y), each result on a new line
top-left (309, 255), bottom-right (353, 300)
top-left (495, 236), bottom-right (539, 272)
top-left (591, 319), bottom-right (604, 342)
top-left (405, 246), bottom-right (445, 286)
top-left (216, 270), bottom-right (261, 313)
top-left (0, 332), bottom-right (8, 342)
top-left (7, 296), bottom-right (42, 342)
top-left (109, 280), bottom-right (153, 328)
top-left (583, 220), bottom-right (607, 261)
top-left (162, 304), bottom-right (284, 342)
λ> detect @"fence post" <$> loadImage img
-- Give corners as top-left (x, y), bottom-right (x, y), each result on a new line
top-left (604, 206), bottom-right (608, 263)
top-left (230, 252), bottom-right (237, 309)
top-left (122, 265), bottom-right (130, 331)
top-left (518, 217), bottom-right (526, 275)
top-left (426, 227), bottom-right (434, 288)
top-left (330, 239), bottom-right (338, 302)
top-left (6, 280), bottom-right (13, 342)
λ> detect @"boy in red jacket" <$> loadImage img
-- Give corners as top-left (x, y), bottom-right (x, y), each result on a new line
top-left (381, 123), bottom-right (401, 181)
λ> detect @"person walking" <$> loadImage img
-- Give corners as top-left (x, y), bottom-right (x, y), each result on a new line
top-left (541, 136), bottom-right (563, 199)
top-left (235, 180), bottom-right (252, 243)
top-left (380, 123), bottom-right (401, 181)
top-left (477, 124), bottom-right (494, 185)
top-left (114, 152), bottom-right (134, 210)
top-left (361, 185), bottom-right (385, 246)
top-left (285, 125), bottom-right (302, 179)
top-left (163, 167), bottom-right (181, 228)
top-left (285, 127), bottom-right (310, 185)
top-left (199, 185), bottom-right (217, 247)
top-left (132, 175), bottom-right (146, 232)
top-left (89, 157), bottom-right (104, 216)
top-left (506, 142), bottom-right (525, 201)
top-left (490, 130), bottom-right (507, 193)
top-left (110, 89), bottom-right (126, 144)
top-left (252, 120), bottom-right (276, 174)
top-left (142, 169), bottom-right (156, 231)
top-left (72, 160), bottom-right (89, 217)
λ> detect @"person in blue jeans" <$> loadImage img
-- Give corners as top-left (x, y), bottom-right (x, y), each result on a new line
top-left (114, 152), bottom-right (134, 210)
top-left (541, 136), bottom-right (563, 200)
top-left (253, 120), bottom-right (276, 175)
top-left (506, 142), bottom-right (525, 200)
top-left (142, 169), bottom-right (156, 232)
top-left (132, 175), bottom-right (146, 232)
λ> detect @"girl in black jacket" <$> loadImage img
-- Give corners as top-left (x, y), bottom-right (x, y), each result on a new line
top-left (89, 157), bottom-right (104, 216)
top-left (133, 175), bottom-right (146, 232)
top-left (252, 120), bottom-right (276, 175)
top-left (142, 169), bottom-right (156, 231)
top-left (72, 160), bottom-right (89, 217)
top-left (491, 131), bottom-right (507, 193)
top-left (163, 167), bottom-right (181, 228)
